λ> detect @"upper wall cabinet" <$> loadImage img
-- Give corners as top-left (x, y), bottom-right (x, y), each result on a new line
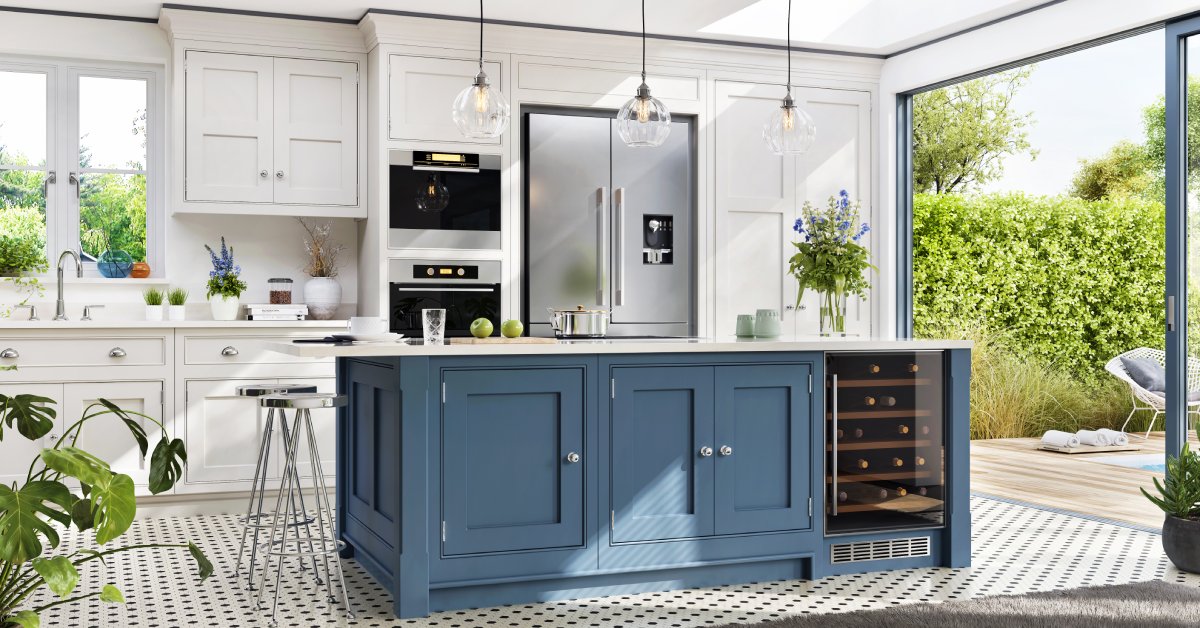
top-left (388, 55), bottom-right (504, 145)
top-left (182, 51), bottom-right (362, 216)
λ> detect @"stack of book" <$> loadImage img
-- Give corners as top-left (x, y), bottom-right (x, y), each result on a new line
top-left (245, 304), bottom-right (309, 321)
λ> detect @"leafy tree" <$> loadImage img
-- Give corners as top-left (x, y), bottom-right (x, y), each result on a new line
top-left (913, 67), bottom-right (1038, 193)
top-left (1069, 140), bottom-right (1156, 201)
top-left (1143, 76), bottom-right (1200, 194)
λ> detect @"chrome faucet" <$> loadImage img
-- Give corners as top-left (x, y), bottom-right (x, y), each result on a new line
top-left (54, 249), bottom-right (82, 321)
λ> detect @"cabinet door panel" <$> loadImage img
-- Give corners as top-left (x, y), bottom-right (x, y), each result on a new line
top-left (388, 55), bottom-right (503, 144)
top-left (714, 364), bottom-right (812, 534)
top-left (65, 381), bottom-right (163, 496)
top-left (184, 379), bottom-right (280, 485)
top-left (185, 51), bottom-right (273, 203)
top-left (611, 367), bottom-right (713, 542)
top-left (0, 384), bottom-right (61, 488)
top-left (442, 368), bottom-right (584, 555)
top-left (285, 377), bottom-right (336, 483)
top-left (273, 58), bottom-right (358, 205)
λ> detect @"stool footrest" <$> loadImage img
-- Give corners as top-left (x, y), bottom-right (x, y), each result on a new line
top-left (264, 537), bottom-right (345, 558)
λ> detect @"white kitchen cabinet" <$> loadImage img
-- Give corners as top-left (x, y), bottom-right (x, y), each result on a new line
top-left (388, 54), bottom-right (504, 144)
top-left (65, 381), bottom-right (164, 496)
top-left (0, 383), bottom-right (63, 488)
top-left (182, 378), bottom-right (280, 487)
top-left (282, 377), bottom-right (337, 482)
top-left (184, 51), bottom-right (359, 208)
top-left (712, 81), bottom-right (872, 337)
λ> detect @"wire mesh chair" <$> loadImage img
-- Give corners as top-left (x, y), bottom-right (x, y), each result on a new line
top-left (1104, 347), bottom-right (1200, 440)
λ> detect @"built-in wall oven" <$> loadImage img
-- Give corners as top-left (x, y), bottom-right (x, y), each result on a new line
top-left (388, 150), bottom-right (502, 250)
top-left (388, 259), bottom-right (501, 338)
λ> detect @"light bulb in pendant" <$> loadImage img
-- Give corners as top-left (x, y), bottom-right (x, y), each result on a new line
top-left (763, 93), bottom-right (815, 156)
top-left (453, 71), bottom-right (509, 139)
top-left (617, 82), bottom-right (671, 147)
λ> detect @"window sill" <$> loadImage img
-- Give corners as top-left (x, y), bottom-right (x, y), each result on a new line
top-left (64, 277), bottom-right (171, 285)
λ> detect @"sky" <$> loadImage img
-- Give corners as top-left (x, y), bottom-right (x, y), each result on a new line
top-left (981, 30), bottom-right (1166, 196)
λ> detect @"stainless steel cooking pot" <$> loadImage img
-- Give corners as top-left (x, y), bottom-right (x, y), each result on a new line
top-left (547, 305), bottom-right (609, 338)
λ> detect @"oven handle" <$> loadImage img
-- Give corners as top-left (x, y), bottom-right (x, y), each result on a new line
top-left (392, 287), bottom-right (496, 293)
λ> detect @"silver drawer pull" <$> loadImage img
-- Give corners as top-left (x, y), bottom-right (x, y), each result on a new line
top-left (565, 452), bottom-right (580, 464)
top-left (719, 445), bottom-right (733, 456)
top-left (0, 348), bottom-right (18, 359)
top-left (108, 347), bottom-right (127, 358)
top-left (221, 346), bottom-right (240, 357)
top-left (699, 446), bottom-right (713, 458)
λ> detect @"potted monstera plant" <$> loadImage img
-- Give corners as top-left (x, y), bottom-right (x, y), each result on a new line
top-left (0, 392), bottom-right (211, 626)
top-left (1143, 444), bottom-right (1200, 573)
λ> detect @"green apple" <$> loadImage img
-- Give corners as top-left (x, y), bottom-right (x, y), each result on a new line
top-left (501, 319), bottom-right (524, 338)
top-left (470, 318), bottom-right (494, 338)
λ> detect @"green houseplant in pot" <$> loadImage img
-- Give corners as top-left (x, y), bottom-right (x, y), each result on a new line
top-left (0, 392), bottom-right (210, 626)
top-left (142, 288), bottom-right (164, 322)
top-left (1142, 444), bottom-right (1200, 573)
top-left (203, 237), bottom-right (246, 321)
top-left (166, 288), bottom-right (188, 322)
top-left (0, 234), bottom-right (47, 319)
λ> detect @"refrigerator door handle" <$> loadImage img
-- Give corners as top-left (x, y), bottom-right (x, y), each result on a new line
top-left (614, 187), bottom-right (626, 306)
top-left (596, 187), bottom-right (608, 306)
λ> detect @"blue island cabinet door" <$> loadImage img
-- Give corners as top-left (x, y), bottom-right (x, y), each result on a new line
top-left (714, 364), bottom-right (812, 535)
top-left (441, 368), bottom-right (586, 555)
top-left (611, 366), bottom-right (715, 542)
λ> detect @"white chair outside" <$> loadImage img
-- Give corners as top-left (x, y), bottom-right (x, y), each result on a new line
top-left (1104, 347), bottom-right (1200, 440)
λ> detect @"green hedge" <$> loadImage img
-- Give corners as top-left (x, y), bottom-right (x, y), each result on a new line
top-left (913, 192), bottom-right (1166, 382)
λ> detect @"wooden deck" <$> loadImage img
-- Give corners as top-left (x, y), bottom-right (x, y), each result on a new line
top-left (970, 433), bottom-right (1196, 529)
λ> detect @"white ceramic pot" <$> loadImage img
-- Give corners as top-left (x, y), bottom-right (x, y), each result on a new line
top-left (145, 305), bottom-right (163, 322)
top-left (168, 305), bottom-right (186, 322)
top-left (304, 277), bottom-right (341, 320)
top-left (209, 295), bottom-right (241, 321)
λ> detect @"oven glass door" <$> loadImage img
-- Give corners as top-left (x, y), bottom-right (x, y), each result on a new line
top-left (389, 166), bottom-right (501, 232)
top-left (390, 283), bottom-right (501, 337)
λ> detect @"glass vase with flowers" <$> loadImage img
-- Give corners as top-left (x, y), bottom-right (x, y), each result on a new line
top-left (788, 190), bottom-right (874, 335)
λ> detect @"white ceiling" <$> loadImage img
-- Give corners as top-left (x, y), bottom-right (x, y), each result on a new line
top-left (8, 0), bottom-right (1056, 56)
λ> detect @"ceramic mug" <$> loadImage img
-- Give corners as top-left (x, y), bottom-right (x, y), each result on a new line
top-left (348, 317), bottom-right (387, 335)
top-left (754, 309), bottom-right (781, 338)
top-left (735, 315), bottom-right (756, 337)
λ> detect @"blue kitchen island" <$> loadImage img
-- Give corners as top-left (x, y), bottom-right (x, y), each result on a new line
top-left (273, 338), bottom-right (972, 619)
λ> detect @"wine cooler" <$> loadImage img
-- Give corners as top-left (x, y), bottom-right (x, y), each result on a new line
top-left (826, 352), bottom-right (945, 535)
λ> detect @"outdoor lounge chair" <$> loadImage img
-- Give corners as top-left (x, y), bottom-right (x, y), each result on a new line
top-left (1104, 347), bottom-right (1200, 440)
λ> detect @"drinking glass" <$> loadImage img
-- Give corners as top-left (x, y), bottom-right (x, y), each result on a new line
top-left (422, 309), bottom-right (447, 345)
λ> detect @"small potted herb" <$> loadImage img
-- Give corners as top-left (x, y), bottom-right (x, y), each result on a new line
top-left (167, 288), bottom-right (188, 322)
top-left (203, 237), bottom-right (247, 321)
top-left (143, 287), bottom-right (164, 321)
top-left (1142, 444), bottom-right (1200, 573)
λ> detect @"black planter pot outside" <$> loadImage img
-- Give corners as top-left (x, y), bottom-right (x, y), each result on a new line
top-left (1163, 515), bottom-right (1200, 573)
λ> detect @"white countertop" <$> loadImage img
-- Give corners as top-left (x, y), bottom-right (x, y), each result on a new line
top-left (0, 319), bottom-right (349, 330)
top-left (269, 336), bottom-right (972, 358)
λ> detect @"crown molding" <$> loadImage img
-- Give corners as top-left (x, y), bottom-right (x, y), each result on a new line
top-left (158, 7), bottom-right (366, 53)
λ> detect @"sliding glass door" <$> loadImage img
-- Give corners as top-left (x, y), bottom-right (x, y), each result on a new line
top-left (1166, 17), bottom-right (1200, 456)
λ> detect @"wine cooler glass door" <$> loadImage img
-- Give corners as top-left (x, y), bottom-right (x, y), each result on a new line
top-left (826, 352), bottom-right (945, 535)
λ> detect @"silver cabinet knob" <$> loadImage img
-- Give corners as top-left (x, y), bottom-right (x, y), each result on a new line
top-left (699, 446), bottom-right (713, 458)
top-left (220, 346), bottom-right (239, 357)
top-left (108, 347), bottom-right (127, 358)
top-left (260, 170), bottom-right (269, 178)
top-left (47, 433), bottom-right (58, 442)
top-left (0, 348), bottom-right (18, 359)
top-left (785, 305), bottom-right (795, 310)
top-left (275, 170), bottom-right (285, 180)
top-left (719, 445), bottom-right (733, 456)
top-left (565, 452), bottom-right (580, 464)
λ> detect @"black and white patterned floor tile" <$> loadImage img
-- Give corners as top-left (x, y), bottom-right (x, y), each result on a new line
top-left (27, 496), bottom-right (1200, 627)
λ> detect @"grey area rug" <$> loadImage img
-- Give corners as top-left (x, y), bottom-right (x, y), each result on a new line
top-left (725, 580), bottom-right (1200, 627)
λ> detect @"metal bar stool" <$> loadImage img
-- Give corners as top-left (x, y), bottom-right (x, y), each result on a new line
top-left (254, 392), bottom-right (354, 625)
top-left (232, 383), bottom-right (319, 591)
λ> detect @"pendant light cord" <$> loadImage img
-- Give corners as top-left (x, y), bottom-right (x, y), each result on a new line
top-left (786, 0), bottom-right (792, 96)
top-left (478, 0), bottom-right (484, 73)
top-left (641, 0), bottom-right (647, 82)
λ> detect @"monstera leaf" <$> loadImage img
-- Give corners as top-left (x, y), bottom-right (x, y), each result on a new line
top-left (32, 555), bottom-right (79, 598)
top-left (149, 437), bottom-right (187, 495)
top-left (0, 481), bottom-right (74, 563)
top-left (94, 399), bottom-right (148, 458)
top-left (0, 393), bottom-right (57, 441)
top-left (39, 448), bottom-right (135, 545)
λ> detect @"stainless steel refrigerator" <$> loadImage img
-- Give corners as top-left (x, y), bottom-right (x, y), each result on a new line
top-left (524, 110), bottom-right (695, 337)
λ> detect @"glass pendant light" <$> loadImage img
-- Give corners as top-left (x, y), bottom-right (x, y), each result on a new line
top-left (452, 0), bottom-right (510, 139)
top-left (763, 0), bottom-right (816, 155)
top-left (616, 0), bottom-right (670, 147)
top-left (415, 173), bottom-right (450, 212)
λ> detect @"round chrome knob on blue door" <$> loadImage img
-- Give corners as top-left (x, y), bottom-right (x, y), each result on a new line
top-left (565, 452), bottom-right (580, 463)
top-left (719, 445), bottom-right (733, 456)
top-left (699, 446), bottom-right (713, 458)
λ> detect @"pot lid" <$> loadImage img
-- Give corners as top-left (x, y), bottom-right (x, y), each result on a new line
top-left (550, 304), bottom-right (609, 313)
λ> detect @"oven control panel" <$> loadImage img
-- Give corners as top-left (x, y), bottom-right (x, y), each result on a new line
top-left (413, 264), bottom-right (479, 280)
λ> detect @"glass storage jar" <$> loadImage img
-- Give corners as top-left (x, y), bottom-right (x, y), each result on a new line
top-left (268, 278), bottom-right (293, 305)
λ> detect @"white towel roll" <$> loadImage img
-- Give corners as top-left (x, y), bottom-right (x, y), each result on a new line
top-left (1077, 429), bottom-right (1113, 446)
top-left (1097, 428), bottom-right (1129, 447)
top-left (1042, 430), bottom-right (1081, 448)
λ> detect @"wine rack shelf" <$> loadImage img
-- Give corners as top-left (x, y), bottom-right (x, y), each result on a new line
top-left (835, 378), bottom-right (933, 388)
top-left (826, 409), bottom-right (933, 420)
top-left (834, 494), bottom-right (942, 514)
top-left (826, 439), bottom-right (932, 452)
top-left (825, 471), bottom-right (934, 484)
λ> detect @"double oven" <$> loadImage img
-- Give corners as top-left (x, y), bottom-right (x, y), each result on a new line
top-left (388, 260), bottom-right (501, 338)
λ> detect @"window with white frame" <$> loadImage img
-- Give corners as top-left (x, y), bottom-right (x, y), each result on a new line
top-left (0, 58), bottom-right (161, 277)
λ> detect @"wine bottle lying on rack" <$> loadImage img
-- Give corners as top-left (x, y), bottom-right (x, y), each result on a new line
top-left (837, 484), bottom-right (888, 503)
